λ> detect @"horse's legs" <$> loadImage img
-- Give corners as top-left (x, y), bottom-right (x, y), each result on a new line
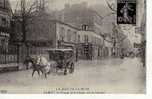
top-left (39, 69), bottom-right (43, 75)
top-left (32, 70), bottom-right (36, 77)
top-left (37, 70), bottom-right (40, 76)
top-left (45, 73), bottom-right (47, 78)
top-left (48, 69), bottom-right (51, 74)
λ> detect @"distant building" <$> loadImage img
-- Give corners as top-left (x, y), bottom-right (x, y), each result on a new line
top-left (77, 30), bottom-right (104, 60)
top-left (55, 2), bottom-right (103, 34)
top-left (11, 9), bottom-right (79, 61)
top-left (27, 18), bottom-right (78, 48)
top-left (23, 18), bottom-right (79, 61)
top-left (121, 25), bottom-right (141, 45)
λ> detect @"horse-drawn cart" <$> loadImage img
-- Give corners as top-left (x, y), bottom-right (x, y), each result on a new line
top-left (23, 48), bottom-right (76, 78)
top-left (46, 49), bottom-right (75, 75)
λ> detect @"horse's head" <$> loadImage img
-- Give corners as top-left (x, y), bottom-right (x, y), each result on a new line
top-left (23, 56), bottom-right (36, 65)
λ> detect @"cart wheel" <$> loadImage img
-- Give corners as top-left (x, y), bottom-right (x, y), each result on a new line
top-left (69, 63), bottom-right (74, 73)
top-left (64, 68), bottom-right (67, 75)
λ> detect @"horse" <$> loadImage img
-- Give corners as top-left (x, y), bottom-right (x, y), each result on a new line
top-left (36, 56), bottom-right (52, 78)
top-left (23, 56), bottom-right (34, 70)
top-left (24, 56), bottom-right (51, 78)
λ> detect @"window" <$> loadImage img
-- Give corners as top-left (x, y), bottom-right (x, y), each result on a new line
top-left (59, 27), bottom-right (65, 41)
top-left (82, 25), bottom-right (89, 31)
top-left (74, 31), bottom-right (77, 42)
top-left (0, 38), bottom-right (8, 53)
top-left (84, 35), bottom-right (88, 43)
top-left (67, 29), bottom-right (72, 42)
top-left (1, 17), bottom-right (7, 27)
top-left (78, 35), bottom-right (80, 43)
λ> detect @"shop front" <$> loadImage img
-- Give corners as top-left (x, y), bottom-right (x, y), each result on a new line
top-left (0, 27), bottom-right (18, 65)
top-left (0, 27), bottom-right (10, 54)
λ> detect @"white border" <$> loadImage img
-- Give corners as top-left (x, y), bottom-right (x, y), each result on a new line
top-left (0, 0), bottom-right (152, 98)
top-left (147, 0), bottom-right (152, 97)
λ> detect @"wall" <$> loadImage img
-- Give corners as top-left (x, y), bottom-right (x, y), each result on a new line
top-left (26, 16), bottom-right (57, 48)
top-left (56, 21), bottom-right (78, 45)
top-left (55, 3), bottom-right (103, 35)
top-left (77, 30), bottom-right (103, 45)
top-left (77, 30), bottom-right (104, 60)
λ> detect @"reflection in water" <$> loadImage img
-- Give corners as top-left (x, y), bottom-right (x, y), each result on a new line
top-left (94, 58), bottom-right (124, 66)
top-left (108, 58), bottom-right (124, 66)
top-left (77, 58), bottom-right (125, 67)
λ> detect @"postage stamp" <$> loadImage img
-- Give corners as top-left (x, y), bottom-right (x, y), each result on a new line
top-left (117, 0), bottom-right (136, 24)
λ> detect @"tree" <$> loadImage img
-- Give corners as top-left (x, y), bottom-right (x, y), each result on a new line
top-left (11, 0), bottom-right (49, 42)
top-left (97, 0), bottom-right (127, 57)
top-left (11, 0), bottom-right (48, 58)
top-left (105, 0), bottom-right (117, 13)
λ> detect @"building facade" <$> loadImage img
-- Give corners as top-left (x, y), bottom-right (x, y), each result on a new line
top-left (24, 18), bottom-right (79, 61)
top-left (26, 18), bottom-right (78, 48)
top-left (0, 0), bottom-right (17, 65)
top-left (0, 0), bottom-right (11, 52)
top-left (54, 2), bottom-right (103, 35)
top-left (77, 30), bottom-right (104, 60)
top-left (26, 16), bottom-right (104, 60)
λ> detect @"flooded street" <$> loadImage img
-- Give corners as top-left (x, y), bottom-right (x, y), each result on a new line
top-left (0, 57), bottom-right (146, 94)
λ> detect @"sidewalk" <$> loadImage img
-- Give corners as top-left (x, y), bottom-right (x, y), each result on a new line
top-left (0, 63), bottom-right (18, 68)
top-left (0, 63), bottom-right (27, 72)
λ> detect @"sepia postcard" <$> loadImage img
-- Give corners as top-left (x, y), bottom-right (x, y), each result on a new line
top-left (0, 0), bottom-right (146, 94)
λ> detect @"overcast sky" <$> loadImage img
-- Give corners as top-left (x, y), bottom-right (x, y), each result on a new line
top-left (9, 0), bottom-right (115, 11)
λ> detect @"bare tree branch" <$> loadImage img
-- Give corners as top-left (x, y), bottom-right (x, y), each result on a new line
top-left (102, 12), bottom-right (116, 19)
top-left (105, 0), bottom-right (117, 12)
top-left (26, 1), bottom-right (38, 15)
